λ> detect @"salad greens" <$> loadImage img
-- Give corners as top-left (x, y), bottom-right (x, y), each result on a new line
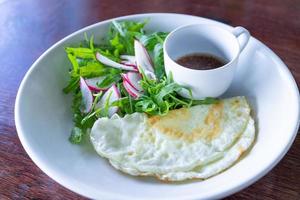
top-left (63, 20), bottom-right (218, 144)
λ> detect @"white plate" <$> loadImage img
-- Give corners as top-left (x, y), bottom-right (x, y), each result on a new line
top-left (15, 13), bottom-right (300, 200)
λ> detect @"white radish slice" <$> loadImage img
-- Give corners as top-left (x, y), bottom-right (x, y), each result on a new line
top-left (134, 40), bottom-right (155, 75)
top-left (144, 70), bottom-right (157, 80)
top-left (95, 84), bottom-right (120, 117)
top-left (80, 77), bottom-right (93, 113)
top-left (96, 52), bottom-right (136, 71)
top-left (123, 72), bottom-right (143, 92)
top-left (120, 61), bottom-right (138, 71)
top-left (123, 80), bottom-right (142, 99)
top-left (120, 55), bottom-right (136, 63)
top-left (85, 76), bottom-right (108, 92)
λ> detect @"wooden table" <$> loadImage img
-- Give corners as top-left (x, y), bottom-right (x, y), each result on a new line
top-left (0, 0), bottom-right (299, 199)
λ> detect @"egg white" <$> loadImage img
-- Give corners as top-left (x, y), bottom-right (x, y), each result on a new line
top-left (90, 96), bottom-right (255, 181)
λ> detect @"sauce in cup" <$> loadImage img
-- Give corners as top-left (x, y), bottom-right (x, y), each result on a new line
top-left (176, 53), bottom-right (227, 70)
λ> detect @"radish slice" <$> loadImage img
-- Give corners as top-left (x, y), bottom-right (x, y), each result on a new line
top-left (80, 77), bottom-right (93, 113)
top-left (120, 61), bottom-right (137, 68)
top-left (120, 61), bottom-right (138, 71)
top-left (120, 55), bottom-right (136, 63)
top-left (85, 76), bottom-right (108, 92)
top-left (144, 70), bottom-right (156, 80)
top-left (134, 40), bottom-right (154, 74)
top-left (123, 72), bottom-right (143, 92)
top-left (96, 52), bottom-right (136, 71)
top-left (95, 84), bottom-right (120, 117)
top-left (123, 80), bottom-right (142, 99)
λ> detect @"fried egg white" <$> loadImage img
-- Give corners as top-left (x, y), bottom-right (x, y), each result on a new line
top-left (90, 96), bottom-right (255, 181)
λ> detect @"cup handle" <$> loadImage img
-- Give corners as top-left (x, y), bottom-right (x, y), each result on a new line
top-left (231, 26), bottom-right (250, 52)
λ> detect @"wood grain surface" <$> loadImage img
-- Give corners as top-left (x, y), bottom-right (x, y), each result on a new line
top-left (0, 0), bottom-right (299, 199)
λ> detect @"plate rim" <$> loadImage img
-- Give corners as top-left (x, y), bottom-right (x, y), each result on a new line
top-left (14, 13), bottom-right (300, 200)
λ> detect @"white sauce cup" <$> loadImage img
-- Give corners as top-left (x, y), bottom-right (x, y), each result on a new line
top-left (163, 24), bottom-right (250, 99)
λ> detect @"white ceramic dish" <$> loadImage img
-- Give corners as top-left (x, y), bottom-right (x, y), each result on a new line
top-left (15, 13), bottom-right (300, 200)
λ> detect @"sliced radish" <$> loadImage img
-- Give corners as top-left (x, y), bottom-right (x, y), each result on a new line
top-left (120, 61), bottom-right (138, 72)
top-left (123, 80), bottom-right (142, 99)
top-left (80, 77), bottom-right (93, 113)
top-left (95, 84), bottom-right (120, 117)
top-left (120, 55), bottom-right (136, 63)
top-left (120, 61), bottom-right (138, 68)
top-left (144, 70), bottom-right (156, 80)
top-left (122, 72), bottom-right (143, 92)
top-left (85, 76), bottom-right (108, 92)
top-left (96, 52), bottom-right (136, 71)
top-left (134, 40), bottom-right (154, 74)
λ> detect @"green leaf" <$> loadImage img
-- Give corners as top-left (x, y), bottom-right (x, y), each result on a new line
top-left (97, 74), bottom-right (121, 88)
top-left (133, 72), bottom-right (195, 116)
top-left (110, 33), bottom-right (124, 55)
top-left (77, 58), bottom-right (92, 67)
top-left (112, 83), bottom-right (139, 115)
top-left (153, 43), bottom-right (165, 80)
top-left (154, 83), bottom-right (181, 103)
top-left (109, 34), bottom-right (125, 58)
top-left (65, 47), bottom-right (95, 59)
top-left (135, 98), bottom-right (157, 114)
top-left (84, 32), bottom-right (89, 44)
top-left (109, 20), bottom-right (148, 55)
top-left (96, 49), bottom-right (121, 62)
top-left (139, 32), bottom-right (168, 50)
top-left (102, 90), bottom-right (114, 117)
top-left (192, 97), bottom-right (220, 105)
top-left (63, 76), bottom-right (80, 93)
top-left (71, 91), bottom-right (84, 125)
top-left (116, 85), bottom-right (136, 115)
top-left (67, 53), bottom-right (79, 75)
top-left (69, 127), bottom-right (84, 144)
top-left (89, 35), bottom-right (95, 51)
top-left (112, 21), bottom-right (126, 37)
top-left (79, 61), bottom-right (120, 78)
top-left (125, 20), bottom-right (149, 32)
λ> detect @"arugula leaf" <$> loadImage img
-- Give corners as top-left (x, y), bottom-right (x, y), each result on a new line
top-left (192, 97), bottom-right (220, 105)
top-left (135, 97), bottom-right (157, 115)
top-left (84, 32), bottom-right (89, 45)
top-left (112, 97), bottom-right (133, 116)
top-left (114, 84), bottom-right (136, 115)
top-left (97, 74), bottom-right (121, 88)
top-left (124, 20), bottom-right (149, 32)
top-left (68, 91), bottom-right (85, 143)
top-left (68, 89), bottom-right (98, 144)
top-left (79, 61), bottom-right (117, 78)
top-left (132, 73), bottom-right (192, 116)
top-left (110, 34), bottom-right (124, 57)
top-left (139, 32), bottom-right (168, 50)
top-left (153, 43), bottom-right (165, 80)
top-left (108, 20), bottom-right (147, 55)
top-left (67, 54), bottom-right (79, 76)
top-left (63, 76), bottom-right (80, 94)
top-left (97, 49), bottom-right (121, 62)
top-left (77, 58), bottom-right (93, 67)
top-left (65, 47), bottom-right (95, 59)
top-left (81, 92), bottom-right (103, 124)
top-left (69, 127), bottom-right (84, 144)
top-left (89, 35), bottom-right (95, 51)
top-left (102, 90), bottom-right (114, 117)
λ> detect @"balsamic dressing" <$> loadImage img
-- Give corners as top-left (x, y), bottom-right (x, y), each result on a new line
top-left (176, 53), bottom-right (227, 70)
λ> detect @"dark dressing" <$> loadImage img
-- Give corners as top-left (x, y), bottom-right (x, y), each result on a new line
top-left (176, 53), bottom-right (227, 70)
